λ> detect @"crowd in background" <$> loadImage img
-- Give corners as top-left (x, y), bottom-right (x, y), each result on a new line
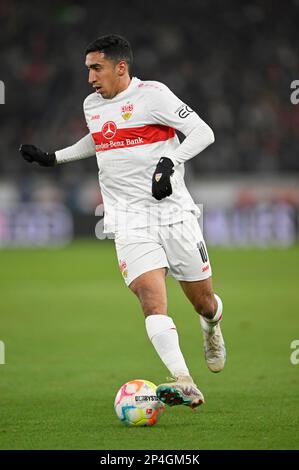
top-left (1, 0), bottom-right (299, 210)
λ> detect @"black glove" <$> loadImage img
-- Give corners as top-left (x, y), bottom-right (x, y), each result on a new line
top-left (152, 157), bottom-right (174, 200)
top-left (19, 144), bottom-right (56, 167)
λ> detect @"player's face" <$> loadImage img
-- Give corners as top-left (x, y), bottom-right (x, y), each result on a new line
top-left (85, 51), bottom-right (125, 99)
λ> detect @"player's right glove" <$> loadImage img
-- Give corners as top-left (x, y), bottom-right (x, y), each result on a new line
top-left (19, 144), bottom-right (56, 167)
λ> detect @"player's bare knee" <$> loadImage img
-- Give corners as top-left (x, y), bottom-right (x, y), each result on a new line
top-left (194, 294), bottom-right (217, 319)
top-left (141, 294), bottom-right (167, 317)
top-left (129, 284), bottom-right (166, 317)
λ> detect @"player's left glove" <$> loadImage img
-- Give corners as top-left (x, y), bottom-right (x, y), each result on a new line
top-left (152, 157), bottom-right (174, 201)
top-left (19, 144), bottom-right (56, 167)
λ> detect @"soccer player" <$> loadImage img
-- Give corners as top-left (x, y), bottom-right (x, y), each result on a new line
top-left (19, 34), bottom-right (226, 409)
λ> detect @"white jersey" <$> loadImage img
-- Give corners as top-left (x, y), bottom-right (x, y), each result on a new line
top-left (82, 77), bottom-right (207, 233)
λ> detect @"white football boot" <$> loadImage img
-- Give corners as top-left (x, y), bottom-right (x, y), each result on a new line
top-left (156, 375), bottom-right (205, 409)
top-left (200, 316), bottom-right (226, 373)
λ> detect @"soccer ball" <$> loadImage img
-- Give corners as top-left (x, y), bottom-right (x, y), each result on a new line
top-left (114, 379), bottom-right (165, 426)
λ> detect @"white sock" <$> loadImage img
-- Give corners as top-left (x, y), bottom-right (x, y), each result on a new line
top-left (200, 294), bottom-right (223, 331)
top-left (145, 314), bottom-right (190, 378)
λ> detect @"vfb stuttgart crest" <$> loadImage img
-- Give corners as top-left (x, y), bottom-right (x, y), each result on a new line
top-left (121, 102), bottom-right (134, 120)
top-left (119, 259), bottom-right (128, 279)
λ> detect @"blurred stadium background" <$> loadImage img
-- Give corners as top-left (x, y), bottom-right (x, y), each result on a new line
top-left (1, 0), bottom-right (299, 451)
top-left (1, 0), bottom-right (299, 247)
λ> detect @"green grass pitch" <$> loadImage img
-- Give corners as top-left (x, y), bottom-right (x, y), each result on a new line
top-left (0, 240), bottom-right (299, 450)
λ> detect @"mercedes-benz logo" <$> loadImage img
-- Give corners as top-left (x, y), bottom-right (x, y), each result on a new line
top-left (102, 121), bottom-right (117, 140)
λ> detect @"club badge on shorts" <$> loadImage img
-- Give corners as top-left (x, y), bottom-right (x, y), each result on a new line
top-left (155, 173), bottom-right (162, 182)
top-left (119, 259), bottom-right (128, 279)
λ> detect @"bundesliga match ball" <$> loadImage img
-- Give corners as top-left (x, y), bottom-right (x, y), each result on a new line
top-left (114, 379), bottom-right (165, 426)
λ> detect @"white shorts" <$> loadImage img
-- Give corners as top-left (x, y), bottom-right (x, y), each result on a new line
top-left (114, 213), bottom-right (212, 286)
